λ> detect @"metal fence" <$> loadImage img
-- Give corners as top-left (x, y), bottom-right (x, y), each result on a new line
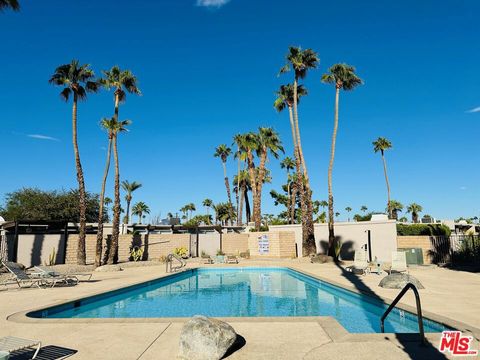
top-left (429, 234), bottom-right (479, 264)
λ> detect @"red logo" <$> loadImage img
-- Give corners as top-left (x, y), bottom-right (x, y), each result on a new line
top-left (439, 331), bottom-right (478, 356)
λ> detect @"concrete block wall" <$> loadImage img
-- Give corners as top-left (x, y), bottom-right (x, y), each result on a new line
top-left (397, 236), bottom-right (434, 264)
top-left (222, 233), bottom-right (249, 255)
top-left (247, 231), bottom-right (296, 258)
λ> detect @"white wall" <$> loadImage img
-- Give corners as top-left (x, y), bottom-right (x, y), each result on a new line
top-left (16, 234), bottom-right (65, 267)
top-left (270, 220), bottom-right (397, 262)
top-left (198, 232), bottom-right (221, 256)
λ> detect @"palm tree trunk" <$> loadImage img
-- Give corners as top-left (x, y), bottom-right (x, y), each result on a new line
top-left (236, 148), bottom-right (240, 225)
top-left (125, 198), bottom-right (131, 224)
top-left (71, 93), bottom-right (87, 265)
top-left (328, 86), bottom-right (340, 257)
top-left (246, 150), bottom-right (257, 227)
top-left (244, 188), bottom-right (251, 223)
top-left (95, 136), bottom-right (113, 267)
top-left (238, 184), bottom-right (245, 225)
top-left (381, 151), bottom-right (392, 219)
top-left (291, 184), bottom-right (298, 224)
top-left (108, 133), bottom-right (120, 264)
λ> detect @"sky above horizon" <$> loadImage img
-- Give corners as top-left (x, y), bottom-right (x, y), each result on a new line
top-left (0, 0), bottom-right (479, 221)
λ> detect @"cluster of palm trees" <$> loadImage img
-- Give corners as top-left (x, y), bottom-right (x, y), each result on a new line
top-left (49, 61), bottom-right (141, 266)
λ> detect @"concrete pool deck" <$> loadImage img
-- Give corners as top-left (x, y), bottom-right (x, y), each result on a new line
top-left (1, 259), bottom-right (479, 359)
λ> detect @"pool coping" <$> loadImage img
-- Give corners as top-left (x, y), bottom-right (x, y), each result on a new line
top-left (6, 264), bottom-right (480, 338)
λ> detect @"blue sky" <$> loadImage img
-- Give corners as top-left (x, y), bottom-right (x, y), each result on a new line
top-left (0, 0), bottom-right (479, 221)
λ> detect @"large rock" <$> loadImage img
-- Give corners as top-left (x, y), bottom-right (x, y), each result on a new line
top-left (179, 316), bottom-right (238, 360)
top-left (94, 264), bottom-right (123, 272)
top-left (379, 273), bottom-right (424, 289)
top-left (310, 254), bottom-right (334, 264)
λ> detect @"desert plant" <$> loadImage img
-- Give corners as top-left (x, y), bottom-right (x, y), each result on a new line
top-left (216, 249), bottom-right (225, 256)
top-left (130, 246), bottom-right (144, 262)
top-left (173, 247), bottom-right (188, 258)
top-left (44, 247), bottom-right (56, 266)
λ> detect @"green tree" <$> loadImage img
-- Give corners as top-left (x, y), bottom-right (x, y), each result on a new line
top-left (121, 180), bottom-right (142, 224)
top-left (0, 0), bottom-right (19, 11)
top-left (233, 169), bottom-right (252, 225)
top-left (132, 201), bottom-right (150, 224)
top-left (407, 203), bottom-right (423, 223)
top-left (373, 137), bottom-right (393, 218)
top-left (345, 207), bottom-right (352, 222)
top-left (388, 200), bottom-right (404, 221)
top-left (361, 205), bottom-right (368, 213)
top-left (95, 117), bottom-right (128, 267)
top-left (280, 157), bottom-right (296, 224)
top-left (214, 144), bottom-right (233, 211)
top-left (49, 60), bottom-right (99, 265)
top-left (202, 199), bottom-right (213, 215)
top-left (322, 63), bottom-right (363, 258)
top-left (279, 46), bottom-right (319, 255)
top-left (213, 202), bottom-right (236, 226)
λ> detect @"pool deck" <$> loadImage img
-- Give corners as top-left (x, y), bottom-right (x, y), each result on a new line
top-left (1, 259), bottom-right (479, 359)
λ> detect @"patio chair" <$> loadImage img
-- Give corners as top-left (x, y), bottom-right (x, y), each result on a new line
top-left (225, 255), bottom-right (239, 264)
top-left (388, 251), bottom-right (409, 274)
top-left (202, 256), bottom-right (214, 264)
top-left (345, 251), bottom-right (370, 275)
top-left (32, 266), bottom-right (92, 284)
top-left (0, 336), bottom-right (41, 359)
top-left (1, 261), bottom-right (46, 289)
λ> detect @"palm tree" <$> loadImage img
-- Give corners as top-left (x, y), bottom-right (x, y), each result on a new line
top-left (233, 169), bottom-right (251, 225)
top-left (361, 205), bottom-right (368, 213)
top-left (214, 144), bottom-right (233, 210)
top-left (335, 212), bottom-right (341, 219)
top-left (187, 203), bottom-right (196, 220)
top-left (373, 137), bottom-right (393, 218)
top-left (279, 46), bottom-right (319, 255)
top-left (280, 157), bottom-right (295, 224)
top-left (388, 200), bottom-right (403, 221)
top-left (213, 202), bottom-right (236, 226)
top-left (345, 207), bottom-right (352, 222)
top-left (121, 181), bottom-right (142, 224)
top-left (0, 0), bottom-right (19, 11)
top-left (407, 203), bottom-right (423, 223)
top-left (49, 60), bottom-right (99, 265)
top-left (322, 63), bottom-right (363, 257)
top-left (132, 202), bottom-right (150, 224)
top-left (232, 134), bottom-right (246, 225)
top-left (94, 117), bottom-right (126, 267)
top-left (202, 199), bottom-right (213, 215)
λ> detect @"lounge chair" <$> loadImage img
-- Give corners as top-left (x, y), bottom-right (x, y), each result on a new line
top-left (1, 261), bottom-right (46, 289)
top-left (225, 255), bottom-right (239, 264)
top-left (202, 256), bottom-right (214, 264)
top-left (32, 266), bottom-right (92, 283)
top-left (0, 336), bottom-right (41, 359)
top-left (388, 251), bottom-right (409, 274)
top-left (345, 251), bottom-right (370, 275)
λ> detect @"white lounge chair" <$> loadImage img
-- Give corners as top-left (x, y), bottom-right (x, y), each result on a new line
top-left (345, 251), bottom-right (370, 275)
top-left (1, 261), bottom-right (45, 289)
top-left (388, 251), bottom-right (409, 274)
top-left (0, 336), bottom-right (41, 359)
top-left (32, 266), bottom-right (92, 284)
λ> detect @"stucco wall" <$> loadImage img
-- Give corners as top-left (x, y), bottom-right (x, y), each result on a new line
top-left (198, 232), bottom-right (221, 256)
top-left (16, 234), bottom-right (66, 267)
top-left (270, 220), bottom-right (397, 262)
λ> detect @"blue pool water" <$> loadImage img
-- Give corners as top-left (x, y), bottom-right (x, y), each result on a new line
top-left (29, 267), bottom-right (449, 333)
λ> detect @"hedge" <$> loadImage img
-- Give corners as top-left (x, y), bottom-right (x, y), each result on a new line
top-left (396, 223), bottom-right (451, 237)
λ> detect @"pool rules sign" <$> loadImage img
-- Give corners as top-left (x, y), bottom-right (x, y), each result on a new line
top-left (258, 234), bottom-right (270, 255)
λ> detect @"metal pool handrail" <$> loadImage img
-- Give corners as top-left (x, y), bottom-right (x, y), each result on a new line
top-left (380, 282), bottom-right (425, 344)
top-left (166, 253), bottom-right (186, 273)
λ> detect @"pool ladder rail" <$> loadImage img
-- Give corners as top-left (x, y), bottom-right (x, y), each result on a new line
top-left (380, 282), bottom-right (425, 345)
top-left (166, 253), bottom-right (187, 273)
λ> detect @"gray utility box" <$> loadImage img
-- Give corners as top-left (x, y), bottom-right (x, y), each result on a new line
top-left (398, 248), bottom-right (424, 265)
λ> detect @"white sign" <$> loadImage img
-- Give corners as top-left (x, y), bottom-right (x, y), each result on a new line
top-left (258, 234), bottom-right (269, 254)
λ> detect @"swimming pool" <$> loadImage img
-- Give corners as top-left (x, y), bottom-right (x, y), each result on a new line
top-left (29, 267), bottom-right (449, 333)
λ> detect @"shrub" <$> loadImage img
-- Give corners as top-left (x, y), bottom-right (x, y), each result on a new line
top-left (396, 224), bottom-right (451, 237)
top-left (249, 225), bottom-right (269, 232)
top-left (130, 246), bottom-right (144, 262)
top-left (173, 247), bottom-right (188, 258)
top-left (216, 249), bottom-right (225, 256)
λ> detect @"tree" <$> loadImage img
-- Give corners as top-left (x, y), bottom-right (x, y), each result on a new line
top-left (213, 202), bottom-right (236, 226)
top-left (322, 63), bottom-right (363, 258)
top-left (345, 207), bottom-right (352, 222)
top-left (233, 169), bottom-right (252, 225)
top-left (388, 200), bottom-right (404, 221)
top-left (335, 212), bottom-right (341, 219)
top-left (214, 144), bottom-right (233, 213)
top-left (186, 203), bottom-right (196, 220)
top-left (399, 216), bottom-right (408, 223)
top-left (94, 117), bottom-right (128, 267)
top-left (361, 205), bottom-right (368, 213)
top-left (132, 202), bottom-right (150, 224)
top-left (121, 181), bottom-right (142, 224)
top-left (373, 137), bottom-right (393, 218)
top-left (280, 157), bottom-right (296, 224)
top-left (49, 60), bottom-right (99, 265)
top-left (0, 0), bottom-right (19, 12)
top-left (279, 46), bottom-right (319, 255)
top-left (202, 199), bottom-right (213, 215)
top-left (407, 203), bottom-right (423, 223)
top-left (100, 66), bottom-right (140, 265)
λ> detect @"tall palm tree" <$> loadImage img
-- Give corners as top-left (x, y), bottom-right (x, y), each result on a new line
top-left (388, 200), bottom-right (404, 221)
top-left (322, 63), bottom-right (363, 257)
top-left (0, 0), bottom-right (19, 11)
top-left (361, 205), bottom-right (368, 213)
top-left (214, 144), bottom-right (233, 208)
top-left (49, 60), bottom-right (99, 265)
top-left (94, 117), bottom-right (128, 267)
top-left (187, 203), bottom-right (196, 220)
top-left (233, 169), bottom-right (251, 225)
top-left (280, 157), bottom-right (295, 224)
top-left (373, 137), bottom-right (393, 218)
top-left (202, 199), bottom-right (213, 215)
top-left (121, 180), bottom-right (142, 224)
top-left (407, 203), bottom-right (423, 223)
top-left (233, 134), bottom-right (248, 225)
top-left (132, 201), bottom-right (150, 224)
top-left (279, 46), bottom-right (319, 255)
top-left (345, 207), bottom-right (352, 222)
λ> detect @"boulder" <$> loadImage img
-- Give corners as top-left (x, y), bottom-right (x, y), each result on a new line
top-left (310, 254), bottom-right (334, 264)
top-left (94, 264), bottom-right (123, 272)
top-left (179, 316), bottom-right (238, 360)
top-left (379, 273), bottom-right (424, 289)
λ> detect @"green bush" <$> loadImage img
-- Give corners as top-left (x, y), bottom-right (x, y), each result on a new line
top-left (396, 224), bottom-right (451, 237)
top-left (249, 225), bottom-right (269, 232)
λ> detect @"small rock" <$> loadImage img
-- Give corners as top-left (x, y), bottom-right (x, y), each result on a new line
top-left (310, 254), bottom-right (334, 264)
top-left (179, 315), bottom-right (238, 360)
top-left (95, 264), bottom-right (123, 272)
top-left (379, 273), bottom-right (424, 289)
